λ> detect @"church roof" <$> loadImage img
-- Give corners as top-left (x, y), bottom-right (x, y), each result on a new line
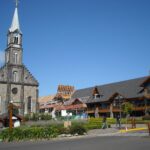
top-left (9, 6), bottom-right (21, 33)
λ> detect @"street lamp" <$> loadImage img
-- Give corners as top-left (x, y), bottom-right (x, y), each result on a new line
top-left (116, 95), bottom-right (123, 128)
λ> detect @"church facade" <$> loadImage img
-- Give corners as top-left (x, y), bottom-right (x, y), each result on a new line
top-left (0, 4), bottom-right (39, 115)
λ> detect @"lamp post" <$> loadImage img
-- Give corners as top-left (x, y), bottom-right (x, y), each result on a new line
top-left (117, 95), bottom-right (123, 128)
top-left (9, 100), bottom-right (13, 131)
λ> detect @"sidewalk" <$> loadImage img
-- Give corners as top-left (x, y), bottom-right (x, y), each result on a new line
top-left (87, 124), bottom-right (149, 137)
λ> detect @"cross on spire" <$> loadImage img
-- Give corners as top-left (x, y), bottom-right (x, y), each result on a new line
top-left (15, 0), bottom-right (19, 7)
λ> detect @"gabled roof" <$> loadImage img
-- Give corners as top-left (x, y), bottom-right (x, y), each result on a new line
top-left (23, 65), bottom-right (39, 86)
top-left (39, 95), bottom-right (55, 105)
top-left (64, 98), bottom-right (85, 106)
top-left (72, 76), bottom-right (150, 103)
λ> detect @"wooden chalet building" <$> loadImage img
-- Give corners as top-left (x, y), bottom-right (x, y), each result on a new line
top-left (71, 76), bottom-right (150, 117)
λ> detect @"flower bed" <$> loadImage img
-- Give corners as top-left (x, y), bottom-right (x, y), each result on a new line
top-left (0, 123), bottom-right (87, 142)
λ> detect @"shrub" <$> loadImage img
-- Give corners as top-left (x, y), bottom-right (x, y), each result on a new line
top-left (57, 126), bottom-right (70, 135)
top-left (0, 126), bottom-right (59, 142)
top-left (24, 113), bottom-right (52, 122)
top-left (31, 113), bottom-right (39, 121)
top-left (85, 118), bottom-right (102, 129)
top-left (70, 124), bottom-right (87, 135)
top-left (24, 114), bottom-right (30, 121)
top-left (40, 113), bottom-right (52, 120)
top-left (142, 115), bottom-right (150, 120)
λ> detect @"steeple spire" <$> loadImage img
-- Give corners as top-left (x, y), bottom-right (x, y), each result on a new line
top-left (9, 0), bottom-right (21, 33)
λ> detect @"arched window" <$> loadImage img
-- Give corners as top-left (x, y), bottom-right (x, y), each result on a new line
top-left (28, 96), bottom-right (32, 113)
top-left (13, 71), bottom-right (18, 82)
top-left (13, 33), bottom-right (19, 44)
top-left (6, 53), bottom-right (9, 63)
top-left (14, 36), bottom-right (18, 44)
top-left (13, 53), bottom-right (18, 64)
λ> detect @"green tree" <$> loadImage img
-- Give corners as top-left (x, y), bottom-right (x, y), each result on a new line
top-left (121, 102), bottom-right (133, 116)
top-left (121, 102), bottom-right (133, 130)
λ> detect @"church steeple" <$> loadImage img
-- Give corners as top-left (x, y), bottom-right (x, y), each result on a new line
top-left (9, 5), bottom-right (21, 33)
top-left (7, 0), bottom-right (22, 48)
top-left (6, 0), bottom-right (23, 65)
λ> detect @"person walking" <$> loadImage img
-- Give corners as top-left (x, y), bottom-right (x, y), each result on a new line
top-left (102, 116), bottom-right (107, 129)
top-left (116, 115), bottom-right (121, 129)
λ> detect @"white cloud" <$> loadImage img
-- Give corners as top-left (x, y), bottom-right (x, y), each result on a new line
top-left (0, 51), bottom-right (5, 65)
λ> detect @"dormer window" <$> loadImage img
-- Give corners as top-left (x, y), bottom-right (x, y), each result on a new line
top-left (93, 87), bottom-right (101, 99)
top-left (94, 94), bottom-right (100, 99)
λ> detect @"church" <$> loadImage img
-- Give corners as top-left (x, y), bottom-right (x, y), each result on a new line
top-left (0, 3), bottom-right (39, 116)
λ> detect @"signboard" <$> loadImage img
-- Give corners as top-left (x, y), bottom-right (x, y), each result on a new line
top-left (61, 110), bottom-right (67, 117)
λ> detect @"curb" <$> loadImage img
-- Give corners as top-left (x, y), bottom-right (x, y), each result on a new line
top-left (120, 127), bottom-right (147, 133)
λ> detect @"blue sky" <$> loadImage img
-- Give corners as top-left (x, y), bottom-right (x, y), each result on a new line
top-left (0, 0), bottom-right (150, 96)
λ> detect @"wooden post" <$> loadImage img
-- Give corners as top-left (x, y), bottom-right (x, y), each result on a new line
top-left (9, 102), bottom-right (13, 131)
top-left (147, 123), bottom-right (150, 136)
top-left (131, 117), bottom-right (136, 129)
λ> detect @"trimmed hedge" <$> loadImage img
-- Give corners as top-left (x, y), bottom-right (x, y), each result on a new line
top-left (87, 117), bottom-right (150, 125)
top-left (84, 118), bottom-right (102, 129)
top-left (142, 115), bottom-right (150, 120)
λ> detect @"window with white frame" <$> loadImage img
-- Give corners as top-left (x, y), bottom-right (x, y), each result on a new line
top-left (13, 71), bottom-right (18, 82)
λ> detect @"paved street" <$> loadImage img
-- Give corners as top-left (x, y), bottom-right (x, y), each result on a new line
top-left (0, 136), bottom-right (150, 150)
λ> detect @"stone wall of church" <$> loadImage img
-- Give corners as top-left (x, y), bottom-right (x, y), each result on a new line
top-left (0, 66), bottom-right (8, 82)
top-left (0, 83), bottom-right (38, 115)
top-left (0, 83), bottom-right (7, 114)
top-left (24, 85), bottom-right (38, 114)
top-left (10, 84), bottom-right (22, 103)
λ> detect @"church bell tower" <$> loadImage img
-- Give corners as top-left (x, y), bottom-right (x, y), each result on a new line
top-left (6, 1), bottom-right (22, 66)
top-left (0, 0), bottom-right (39, 116)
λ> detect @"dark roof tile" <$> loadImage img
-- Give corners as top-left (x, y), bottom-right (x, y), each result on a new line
top-left (72, 76), bottom-right (149, 103)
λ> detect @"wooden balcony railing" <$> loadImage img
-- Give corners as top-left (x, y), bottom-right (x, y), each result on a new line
top-left (86, 105), bottom-right (150, 114)
top-left (86, 108), bottom-right (95, 113)
top-left (86, 107), bottom-right (110, 113)
top-left (112, 106), bottom-right (121, 112)
top-left (99, 107), bottom-right (110, 113)
top-left (133, 105), bottom-right (150, 111)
